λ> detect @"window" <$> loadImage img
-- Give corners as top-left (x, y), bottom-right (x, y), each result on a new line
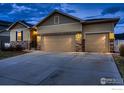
top-left (16, 31), bottom-right (23, 41)
top-left (54, 16), bottom-right (59, 24)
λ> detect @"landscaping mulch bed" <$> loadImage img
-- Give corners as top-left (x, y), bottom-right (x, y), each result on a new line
top-left (113, 53), bottom-right (124, 80)
top-left (0, 51), bottom-right (28, 60)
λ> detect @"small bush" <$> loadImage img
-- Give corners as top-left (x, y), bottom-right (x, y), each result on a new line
top-left (15, 45), bottom-right (23, 51)
top-left (1, 46), bottom-right (15, 51)
top-left (119, 44), bottom-right (124, 57)
top-left (1, 45), bottom-right (24, 51)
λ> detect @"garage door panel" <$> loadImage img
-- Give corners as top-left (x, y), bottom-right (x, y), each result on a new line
top-left (42, 35), bottom-right (75, 52)
top-left (85, 33), bottom-right (109, 52)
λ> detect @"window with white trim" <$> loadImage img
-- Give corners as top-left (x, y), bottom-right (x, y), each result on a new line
top-left (16, 31), bottom-right (23, 41)
top-left (54, 16), bottom-right (59, 24)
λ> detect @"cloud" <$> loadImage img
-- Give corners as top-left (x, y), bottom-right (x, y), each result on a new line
top-left (0, 3), bottom-right (5, 6)
top-left (101, 6), bottom-right (124, 15)
top-left (9, 4), bottom-right (32, 14)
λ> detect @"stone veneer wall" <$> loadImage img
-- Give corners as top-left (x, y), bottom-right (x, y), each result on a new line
top-left (37, 43), bottom-right (41, 50)
top-left (75, 39), bottom-right (83, 52)
top-left (82, 39), bottom-right (85, 52)
top-left (109, 39), bottom-right (114, 53)
top-left (10, 41), bottom-right (30, 49)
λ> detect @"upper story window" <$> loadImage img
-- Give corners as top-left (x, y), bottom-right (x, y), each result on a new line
top-left (54, 16), bottom-right (59, 25)
top-left (16, 31), bottom-right (23, 41)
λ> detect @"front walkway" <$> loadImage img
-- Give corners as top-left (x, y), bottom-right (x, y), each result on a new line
top-left (0, 51), bottom-right (123, 85)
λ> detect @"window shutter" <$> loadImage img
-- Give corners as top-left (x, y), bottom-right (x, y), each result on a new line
top-left (21, 31), bottom-right (23, 41)
top-left (16, 31), bottom-right (17, 41)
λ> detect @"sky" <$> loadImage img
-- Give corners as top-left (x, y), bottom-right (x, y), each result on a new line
top-left (0, 3), bottom-right (124, 34)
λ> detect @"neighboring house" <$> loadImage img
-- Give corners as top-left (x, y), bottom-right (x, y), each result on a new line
top-left (114, 33), bottom-right (124, 52)
top-left (7, 20), bottom-right (33, 49)
top-left (8, 10), bottom-right (119, 52)
top-left (0, 20), bottom-right (12, 49)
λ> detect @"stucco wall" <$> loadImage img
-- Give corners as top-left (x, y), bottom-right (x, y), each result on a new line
top-left (38, 23), bottom-right (82, 34)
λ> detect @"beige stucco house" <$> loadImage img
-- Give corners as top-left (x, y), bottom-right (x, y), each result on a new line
top-left (8, 10), bottom-right (119, 52)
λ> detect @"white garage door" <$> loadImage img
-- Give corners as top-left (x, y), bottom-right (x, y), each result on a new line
top-left (85, 33), bottom-right (109, 52)
top-left (42, 35), bottom-right (75, 52)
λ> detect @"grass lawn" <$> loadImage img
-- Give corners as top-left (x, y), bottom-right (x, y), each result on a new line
top-left (113, 54), bottom-right (124, 80)
top-left (0, 51), bottom-right (28, 60)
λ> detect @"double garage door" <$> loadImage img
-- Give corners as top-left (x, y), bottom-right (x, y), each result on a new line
top-left (42, 35), bottom-right (75, 52)
top-left (41, 33), bottom-right (109, 52)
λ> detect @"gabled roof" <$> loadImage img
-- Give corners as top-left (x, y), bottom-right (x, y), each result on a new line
top-left (7, 20), bottom-right (33, 30)
top-left (115, 33), bottom-right (124, 40)
top-left (35, 10), bottom-right (84, 27)
top-left (35, 10), bottom-right (119, 27)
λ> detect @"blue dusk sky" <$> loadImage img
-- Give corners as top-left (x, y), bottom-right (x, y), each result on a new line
top-left (0, 3), bottom-right (124, 34)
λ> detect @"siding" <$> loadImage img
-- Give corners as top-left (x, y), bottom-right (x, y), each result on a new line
top-left (41, 13), bottom-right (79, 26)
top-left (11, 23), bottom-right (27, 29)
top-left (38, 23), bottom-right (82, 34)
top-left (83, 22), bottom-right (114, 33)
top-left (0, 36), bottom-right (10, 49)
top-left (10, 28), bottom-right (30, 41)
top-left (0, 31), bottom-right (10, 36)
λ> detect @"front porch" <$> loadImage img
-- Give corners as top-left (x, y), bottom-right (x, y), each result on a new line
top-left (10, 27), bottom-right (41, 50)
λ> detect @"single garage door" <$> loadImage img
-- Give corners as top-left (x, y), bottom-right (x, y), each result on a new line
top-left (42, 35), bottom-right (75, 52)
top-left (85, 33), bottom-right (109, 52)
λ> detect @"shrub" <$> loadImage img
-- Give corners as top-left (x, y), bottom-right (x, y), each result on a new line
top-left (1, 44), bottom-right (24, 51)
top-left (1, 45), bottom-right (16, 51)
top-left (119, 44), bottom-right (124, 57)
top-left (15, 45), bottom-right (23, 51)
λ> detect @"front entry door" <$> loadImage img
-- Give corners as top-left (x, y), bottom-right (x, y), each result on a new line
top-left (30, 31), bottom-right (37, 49)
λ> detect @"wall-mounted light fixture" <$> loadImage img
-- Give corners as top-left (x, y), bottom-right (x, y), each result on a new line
top-left (33, 31), bottom-right (38, 35)
top-left (109, 32), bottom-right (115, 40)
top-left (75, 33), bottom-right (82, 41)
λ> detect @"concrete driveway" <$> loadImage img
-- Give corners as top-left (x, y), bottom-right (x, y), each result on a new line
top-left (0, 51), bottom-right (123, 85)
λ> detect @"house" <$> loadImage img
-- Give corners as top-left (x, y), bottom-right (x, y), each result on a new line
top-left (0, 20), bottom-right (12, 49)
top-left (114, 33), bottom-right (124, 52)
top-left (8, 10), bottom-right (119, 52)
top-left (7, 20), bottom-right (33, 49)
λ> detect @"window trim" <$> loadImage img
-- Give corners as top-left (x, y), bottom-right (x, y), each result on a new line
top-left (16, 31), bottom-right (23, 41)
top-left (54, 16), bottom-right (59, 25)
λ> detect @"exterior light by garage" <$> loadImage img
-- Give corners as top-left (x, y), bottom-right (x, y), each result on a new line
top-left (109, 32), bottom-right (115, 53)
top-left (109, 32), bottom-right (115, 40)
top-left (75, 33), bottom-right (82, 41)
top-left (33, 31), bottom-right (38, 35)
